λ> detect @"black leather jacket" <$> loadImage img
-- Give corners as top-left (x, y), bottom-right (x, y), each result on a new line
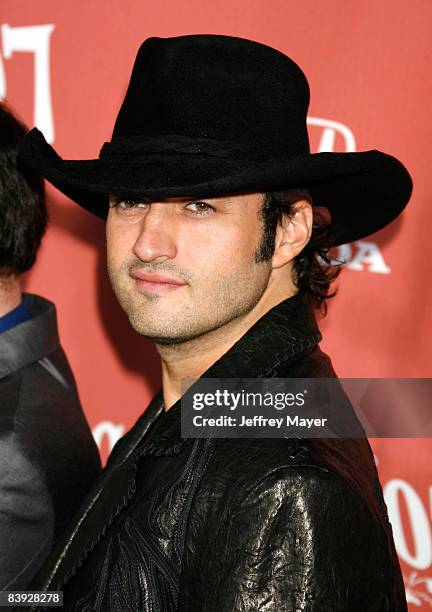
top-left (30, 292), bottom-right (406, 611)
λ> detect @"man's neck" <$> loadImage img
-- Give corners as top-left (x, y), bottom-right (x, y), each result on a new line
top-left (0, 275), bottom-right (22, 317)
top-left (158, 283), bottom-right (297, 410)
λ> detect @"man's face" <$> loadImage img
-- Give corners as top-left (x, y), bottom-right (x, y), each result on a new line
top-left (106, 193), bottom-right (273, 345)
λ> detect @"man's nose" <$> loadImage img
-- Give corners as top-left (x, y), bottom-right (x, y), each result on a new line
top-left (132, 204), bottom-right (178, 263)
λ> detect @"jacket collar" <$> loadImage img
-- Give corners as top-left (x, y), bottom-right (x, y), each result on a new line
top-left (0, 293), bottom-right (60, 379)
top-left (139, 291), bottom-right (321, 457)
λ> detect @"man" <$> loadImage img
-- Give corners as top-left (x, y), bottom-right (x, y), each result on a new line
top-left (0, 103), bottom-right (101, 590)
top-left (21, 35), bottom-right (411, 610)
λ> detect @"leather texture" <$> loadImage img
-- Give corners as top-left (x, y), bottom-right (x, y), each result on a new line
top-left (0, 294), bottom-right (101, 590)
top-left (28, 292), bottom-right (406, 611)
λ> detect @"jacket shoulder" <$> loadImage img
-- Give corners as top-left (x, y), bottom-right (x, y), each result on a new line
top-left (3, 347), bottom-right (101, 538)
top-left (208, 434), bottom-right (370, 489)
top-left (181, 445), bottom-right (405, 611)
top-left (197, 433), bottom-right (389, 536)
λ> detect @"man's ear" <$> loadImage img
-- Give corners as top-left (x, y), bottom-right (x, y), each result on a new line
top-left (272, 200), bottom-right (313, 269)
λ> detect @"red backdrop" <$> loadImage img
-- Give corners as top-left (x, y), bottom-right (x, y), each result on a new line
top-left (1, 1), bottom-right (431, 606)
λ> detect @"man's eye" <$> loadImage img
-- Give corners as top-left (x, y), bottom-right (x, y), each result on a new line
top-left (112, 199), bottom-right (148, 211)
top-left (186, 201), bottom-right (215, 216)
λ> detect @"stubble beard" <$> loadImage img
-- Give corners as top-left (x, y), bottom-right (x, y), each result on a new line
top-left (107, 254), bottom-right (272, 347)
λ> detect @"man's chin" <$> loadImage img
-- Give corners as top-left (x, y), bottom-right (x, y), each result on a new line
top-left (126, 317), bottom-right (200, 345)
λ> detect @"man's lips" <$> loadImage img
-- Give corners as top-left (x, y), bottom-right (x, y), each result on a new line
top-left (129, 270), bottom-right (187, 292)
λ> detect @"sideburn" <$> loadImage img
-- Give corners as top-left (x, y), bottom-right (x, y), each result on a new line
top-left (253, 193), bottom-right (285, 264)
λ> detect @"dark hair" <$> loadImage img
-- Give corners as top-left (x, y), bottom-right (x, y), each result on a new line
top-left (0, 103), bottom-right (47, 276)
top-left (255, 189), bottom-right (341, 313)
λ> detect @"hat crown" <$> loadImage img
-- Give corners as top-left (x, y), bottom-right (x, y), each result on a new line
top-left (112, 34), bottom-right (311, 155)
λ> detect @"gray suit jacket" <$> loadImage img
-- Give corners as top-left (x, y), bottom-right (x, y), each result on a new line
top-left (0, 294), bottom-right (101, 589)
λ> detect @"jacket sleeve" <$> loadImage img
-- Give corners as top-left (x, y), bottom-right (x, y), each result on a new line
top-left (0, 435), bottom-right (53, 590)
top-left (179, 465), bottom-right (396, 612)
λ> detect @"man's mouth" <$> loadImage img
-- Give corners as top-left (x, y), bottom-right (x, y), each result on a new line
top-left (129, 270), bottom-right (187, 293)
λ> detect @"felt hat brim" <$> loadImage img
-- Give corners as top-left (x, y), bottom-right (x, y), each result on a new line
top-left (20, 128), bottom-right (412, 246)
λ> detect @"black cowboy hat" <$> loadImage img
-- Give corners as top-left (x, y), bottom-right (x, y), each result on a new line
top-left (19, 34), bottom-right (412, 245)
